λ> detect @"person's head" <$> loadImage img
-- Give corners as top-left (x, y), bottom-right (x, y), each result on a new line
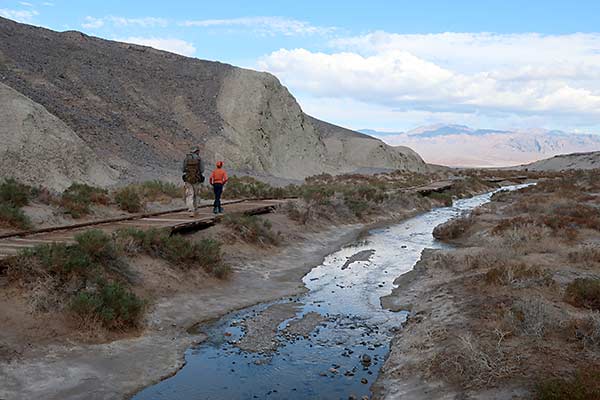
top-left (190, 146), bottom-right (200, 154)
top-left (216, 161), bottom-right (224, 168)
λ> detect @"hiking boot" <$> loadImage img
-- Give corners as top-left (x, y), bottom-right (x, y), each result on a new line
top-left (213, 207), bottom-right (218, 214)
top-left (218, 207), bottom-right (224, 213)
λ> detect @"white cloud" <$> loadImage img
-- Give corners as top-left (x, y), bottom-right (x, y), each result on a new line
top-left (180, 16), bottom-right (334, 36)
top-left (0, 8), bottom-right (38, 23)
top-left (118, 37), bottom-right (196, 57)
top-left (82, 16), bottom-right (104, 29)
top-left (82, 15), bottom-right (168, 29)
top-left (19, 2), bottom-right (33, 7)
top-left (42, 2), bottom-right (54, 6)
top-left (257, 32), bottom-right (600, 129)
top-left (108, 16), bottom-right (168, 27)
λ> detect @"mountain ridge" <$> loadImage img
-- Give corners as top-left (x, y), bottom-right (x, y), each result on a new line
top-left (0, 17), bottom-right (427, 189)
top-left (361, 125), bottom-right (600, 167)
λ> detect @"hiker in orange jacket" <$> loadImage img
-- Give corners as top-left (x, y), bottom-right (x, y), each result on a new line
top-left (209, 161), bottom-right (228, 214)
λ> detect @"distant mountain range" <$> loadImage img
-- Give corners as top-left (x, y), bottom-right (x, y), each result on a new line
top-left (360, 125), bottom-right (600, 167)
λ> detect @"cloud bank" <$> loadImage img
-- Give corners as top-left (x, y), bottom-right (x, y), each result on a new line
top-left (180, 16), bottom-right (335, 36)
top-left (0, 8), bottom-right (38, 23)
top-left (258, 31), bottom-right (600, 130)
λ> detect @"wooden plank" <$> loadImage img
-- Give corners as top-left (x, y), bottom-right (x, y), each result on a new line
top-left (0, 199), bottom-right (252, 240)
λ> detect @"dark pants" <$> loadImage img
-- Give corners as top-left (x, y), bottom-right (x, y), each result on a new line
top-left (213, 183), bottom-right (223, 209)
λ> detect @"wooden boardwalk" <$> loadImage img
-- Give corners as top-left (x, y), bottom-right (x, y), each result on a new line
top-left (0, 199), bottom-right (287, 260)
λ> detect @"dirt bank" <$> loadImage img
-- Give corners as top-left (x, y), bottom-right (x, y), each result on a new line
top-left (375, 172), bottom-right (600, 399)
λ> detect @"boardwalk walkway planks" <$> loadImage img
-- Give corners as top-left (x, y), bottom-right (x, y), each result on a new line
top-left (0, 199), bottom-right (287, 259)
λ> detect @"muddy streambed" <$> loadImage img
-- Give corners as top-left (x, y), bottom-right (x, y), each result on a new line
top-left (132, 185), bottom-right (527, 400)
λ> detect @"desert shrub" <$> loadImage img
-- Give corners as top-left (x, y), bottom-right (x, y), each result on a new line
top-left (60, 183), bottom-right (109, 218)
top-left (543, 203), bottom-right (600, 232)
top-left (433, 215), bottom-right (474, 240)
top-left (427, 192), bottom-right (453, 206)
top-left (565, 278), bottom-right (600, 311)
top-left (301, 185), bottom-right (334, 205)
top-left (223, 214), bottom-right (280, 245)
top-left (536, 368), bottom-right (600, 400)
top-left (0, 178), bottom-right (31, 207)
top-left (139, 180), bottom-right (181, 200)
top-left (568, 247), bottom-right (600, 266)
top-left (114, 186), bottom-right (143, 213)
top-left (567, 313), bottom-right (600, 349)
top-left (6, 230), bottom-right (143, 331)
top-left (0, 203), bottom-right (32, 230)
top-left (344, 196), bottom-right (370, 218)
top-left (22, 242), bottom-right (93, 279)
top-left (12, 230), bottom-right (127, 283)
top-left (70, 281), bottom-right (145, 330)
top-left (485, 263), bottom-right (553, 288)
top-left (75, 230), bottom-right (121, 265)
top-left (284, 201), bottom-right (309, 224)
top-left (492, 216), bottom-right (540, 235)
top-left (507, 298), bottom-right (560, 338)
top-left (427, 333), bottom-right (517, 388)
top-left (114, 228), bottom-right (229, 277)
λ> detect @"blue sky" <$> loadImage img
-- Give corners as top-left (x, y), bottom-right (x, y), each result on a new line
top-left (2, 0), bottom-right (600, 133)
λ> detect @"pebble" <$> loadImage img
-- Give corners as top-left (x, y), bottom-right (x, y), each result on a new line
top-left (361, 378), bottom-right (368, 384)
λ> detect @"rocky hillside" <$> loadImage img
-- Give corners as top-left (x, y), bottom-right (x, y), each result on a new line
top-left (519, 151), bottom-right (600, 171)
top-left (0, 82), bottom-right (118, 190)
top-left (0, 17), bottom-right (426, 188)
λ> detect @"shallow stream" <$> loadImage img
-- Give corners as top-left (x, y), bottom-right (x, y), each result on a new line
top-left (133, 185), bottom-right (527, 400)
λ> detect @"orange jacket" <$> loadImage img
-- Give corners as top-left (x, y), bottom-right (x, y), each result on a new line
top-left (209, 168), bottom-right (228, 185)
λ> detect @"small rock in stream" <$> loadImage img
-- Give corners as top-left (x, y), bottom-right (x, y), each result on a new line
top-left (361, 378), bottom-right (368, 384)
top-left (360, 354), bottom-right (372, 366)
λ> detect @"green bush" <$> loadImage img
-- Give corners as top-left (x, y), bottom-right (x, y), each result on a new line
top-left (0, 203), bottom-right (32, 230)
top-left (427, 192), bottom-right (453, 207)
top-left (70, 281), bottom-right (145, 330)
top-left (301, 185), bottom-right (334, 205)
top-left (139, 180), bottom-right (181, 200)
top-left (115, 186), bottom-right (143, 213)
top-left (21, 230), bottom-right (125, 279)
top-left (344, 197), bottom-right (370, 218)
top-left (565, 278), bottom-right (600, 311)
top-left (114, 228), bottom-right (229, 277)
top-left (75, 230), bottom-right (119, 263)
top-left (0, 178), bottom-right (31, 207)
top-left (223, 214), bottom-right (280, 245)
top-left (60, 183), bottom-right (109, 218)
top-left (536, 369), bottom-right (600, 400)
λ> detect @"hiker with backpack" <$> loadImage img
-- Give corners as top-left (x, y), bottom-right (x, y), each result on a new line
top-left (182, 146), bottom-right (205, 216)
top-left (209, 161), bottom-right (228, 214)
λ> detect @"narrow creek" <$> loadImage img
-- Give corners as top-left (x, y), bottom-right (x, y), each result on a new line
top-left (132, 185), bottom-right (528, 400)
